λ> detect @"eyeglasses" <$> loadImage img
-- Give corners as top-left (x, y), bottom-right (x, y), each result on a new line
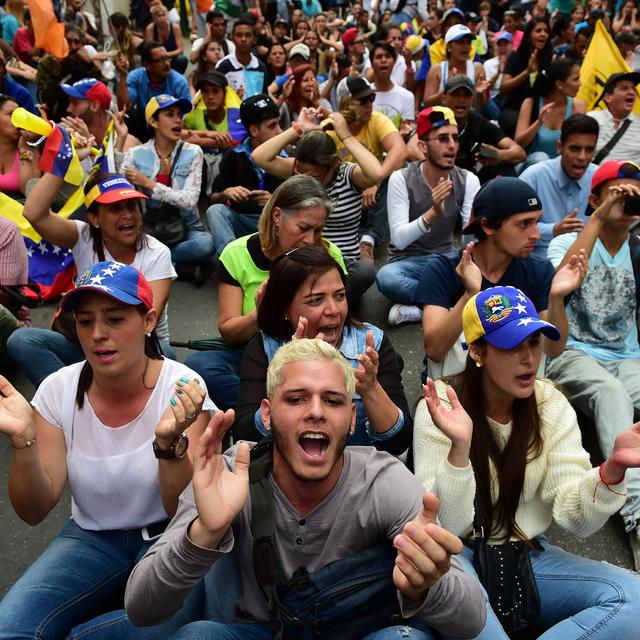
top-left (428, 133), bottom-right (460, 143)
top-left (356, 94), bottom-right (376, 105)
top-left (151, 55), bottom-right (170, 63)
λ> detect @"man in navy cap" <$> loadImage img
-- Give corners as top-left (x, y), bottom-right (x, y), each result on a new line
top-left (414, 176), bottom-right (587, 379)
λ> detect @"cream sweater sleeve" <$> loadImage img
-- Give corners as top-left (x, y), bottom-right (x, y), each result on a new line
top-left (413, 383), bottom-right (475, 537)
top-left (537, 381), bottom-right (627, 538)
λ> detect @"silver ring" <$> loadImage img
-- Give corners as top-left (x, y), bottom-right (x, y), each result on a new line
top-left (185, 413), bottom-right (197, 420)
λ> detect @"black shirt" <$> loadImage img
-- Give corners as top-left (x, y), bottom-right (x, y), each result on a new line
top-left (456, 111), bottom-right (506, 172)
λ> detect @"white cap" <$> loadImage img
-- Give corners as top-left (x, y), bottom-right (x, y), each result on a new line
top-left (289, 43), bottom-right (311, 60)
top-left (445, 24), bottom-right (474, 44)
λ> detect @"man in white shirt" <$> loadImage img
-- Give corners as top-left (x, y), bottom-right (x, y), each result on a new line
top-left (587, 72), bottom-right (640, 165)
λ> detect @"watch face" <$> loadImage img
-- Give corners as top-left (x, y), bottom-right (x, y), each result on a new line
top-left (174, 433), bottom-right (189, 459)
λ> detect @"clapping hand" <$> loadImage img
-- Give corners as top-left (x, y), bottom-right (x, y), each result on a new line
top-left (456, 241), bottom-right (482, 297)
top-left (0, 376), bottom-right (36, 449)
top-left (155, 378), bottom-right (206, 447)
top-left (354, 331), bottom-right (379, 397)
top-left (550, 249), bottom-right (588, 297)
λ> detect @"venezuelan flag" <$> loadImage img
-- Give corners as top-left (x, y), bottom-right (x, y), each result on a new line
top-left (191, 86), bottom-right (247, 143)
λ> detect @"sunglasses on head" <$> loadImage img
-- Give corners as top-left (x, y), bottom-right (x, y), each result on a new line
top-left (356, 94), bottom-right (376, 105)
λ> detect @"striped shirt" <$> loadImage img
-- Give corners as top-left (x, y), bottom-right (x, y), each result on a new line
top-left (323, 163), bottom-right (363, 260)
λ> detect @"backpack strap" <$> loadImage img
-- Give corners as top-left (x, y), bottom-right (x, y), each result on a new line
top-left (594, 119), bottom-right (631, 165)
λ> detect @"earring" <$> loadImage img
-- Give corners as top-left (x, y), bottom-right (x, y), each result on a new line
top-left (284, 314), bottom-right (289, 320)
top-left (146, 332), bottom-right (151, 338)
top-left (94, 224), bottom-right (100, 229)
top-left (475, 358), bottom-right (483, 368)
top-left (274, 225), bottom-right (279, 238)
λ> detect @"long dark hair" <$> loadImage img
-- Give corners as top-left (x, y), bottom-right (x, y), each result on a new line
top-left (517, 17), bottom-right (552, 69)
top-left (453, 344), bottom-right (543, 542)
top-left (538, 57), bottom-right (579, 98)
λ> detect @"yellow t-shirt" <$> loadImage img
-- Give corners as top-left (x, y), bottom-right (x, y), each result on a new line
top-left (429, 37), bottom-right (478, 66)
top-left (327, 111), bottom-right (398, 163)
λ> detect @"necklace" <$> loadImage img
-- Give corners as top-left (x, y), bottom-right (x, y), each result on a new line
top-left (155, 143), bottom-right (173, 165)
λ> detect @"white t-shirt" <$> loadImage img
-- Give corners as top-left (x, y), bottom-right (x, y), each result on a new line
top-left (363, 54), bottom-right (408, 88)
top-left (373, 82), bottom-right (415, 129)
top-left (72, 220), bottom-right (176, 341)
top-left (586, 109), bottom-right (640, 165)
top-left (33, 358), bottom-right (216, 530)
top-left (483, 56), bottom-right (503, 100)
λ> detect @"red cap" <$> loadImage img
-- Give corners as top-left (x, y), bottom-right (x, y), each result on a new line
top-left (60, 78), bottom-right (112, 110)
top-left (591, 160), bottom-right (640, 193)
top-left (342, 27), bottom-right (359, 47)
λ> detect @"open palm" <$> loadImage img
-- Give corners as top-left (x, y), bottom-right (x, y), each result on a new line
top-left (0, 376), bottom-right (34, 441)
top-left (422, 379), bottom-right (473, 447)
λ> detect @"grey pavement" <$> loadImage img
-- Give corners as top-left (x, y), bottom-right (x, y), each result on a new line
top-left (0, 275), bottom-right (634, 597)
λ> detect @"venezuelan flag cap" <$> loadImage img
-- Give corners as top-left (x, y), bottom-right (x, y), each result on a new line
top-left (462, 286), bottom-right (560, 350)
top-left (145, 94), bottom-right (193, 123)
top-left (85, 175), bottom-right (148, 208)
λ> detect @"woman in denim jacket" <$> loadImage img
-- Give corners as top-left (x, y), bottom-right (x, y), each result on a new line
top-left (123, 95), bottom-right (214, 283)
top-left (233, 245), bottom-right (412, 456)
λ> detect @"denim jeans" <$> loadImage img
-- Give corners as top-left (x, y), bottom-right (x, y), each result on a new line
top-left (376, 255), bottom-right (438, 305)
top-left (0, 519), bottom-right (161, 640)
top-left (546, 349), bottom-right (640, 532)
top-left (7, 327), bottom-right (175, 388)
top-left (184, 347), bottom-right (243, 411)
top-left (170, 224), bottom-right (215, 265)
top-left (205, 205), bottom-right (261, 255)
top-left (360, 178), bottom-right (389, 247)
top-left (344, 258), bottom-right (376, 306)
top-left (458, 536), bottom-right (640, 639)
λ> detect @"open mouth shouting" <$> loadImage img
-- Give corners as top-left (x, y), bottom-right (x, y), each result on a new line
top-left (299, 431), bottom-right (330, 461)
top-left (94, 348), bottom-right (117, 363)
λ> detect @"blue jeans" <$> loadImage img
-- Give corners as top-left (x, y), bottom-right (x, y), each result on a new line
top-left (458, 536), bottom-right (640, 639)
top-left (0, 519), bottom-right (167, 640)
top-left (205, 205), bottom-right (261, 255)
top-left (7, 327), bottom-right (175, 388)
top-left (361, 178), bottom-right (389, 247)
top-left (170, 224), bottom-right (215, 265)
top-left (185, 348), bottom-right (243, 411)
top-left (377, 255), bottom-right (437, 305)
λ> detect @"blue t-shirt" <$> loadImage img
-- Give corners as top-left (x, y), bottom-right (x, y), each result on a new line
top-left (548, 232), bottom-right (640, 362)
top-left (127, 68), bottom-right (191, 114)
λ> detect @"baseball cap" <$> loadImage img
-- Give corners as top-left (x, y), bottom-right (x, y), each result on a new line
top-left (145, 94), bottom-right (193, 123)
top-left (416, 106), bottom-right (457, 139)
top-left (493, 30), bottom-right (513, 42)
top-left (62, 261), bottom-right (154, 312)
top-left (462, 286), bottom-right (560, 350)
top-left (290, 43), bottom-right (311, 60)
top-left (239, 93), bottom-right (280, 128)
top-left (603, 71), bottom-right (640, 95)
top-left (443, 7), bottom-right (465, 23)
top-left (274, 18), bottom-right (289, 28)
top-left (404, 34), bottom-right (426, 55)
top-left (60, 78), bottom-right (112, 110)
top-left (342, 27), bottom-right (359, 47)
top-left (445, 74), bottom-right (474, 94)
top-left (196, 71), bottom-right (228, 90)
top-left (84, 175), bottom-right (148, 209)
top-left (345, 76), bottom-right (375, 99)
top-left (462, 177), bottom-right (542, 234)
top-left (591, 160), bottom-right (640, 193)
top-left (466, 11), bottom-right (482, 22)
top-left (445, 24), bottom-right (474, 43)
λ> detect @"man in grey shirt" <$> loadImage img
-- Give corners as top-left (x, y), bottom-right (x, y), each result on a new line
top-left (125, 339), bottom-right (486, 639)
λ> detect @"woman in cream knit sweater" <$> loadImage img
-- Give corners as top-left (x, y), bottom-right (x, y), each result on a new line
top-left (414, 285), bottom-right (640, 639)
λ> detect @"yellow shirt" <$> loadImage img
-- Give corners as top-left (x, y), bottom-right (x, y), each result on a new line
top-left (429, 37), bottom-right (478, 66)
top-left (327, 111), bottom-right (398, 163)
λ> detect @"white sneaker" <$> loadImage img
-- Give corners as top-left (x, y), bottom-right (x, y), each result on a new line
top-left (387, 304), bottom-right (422, 326)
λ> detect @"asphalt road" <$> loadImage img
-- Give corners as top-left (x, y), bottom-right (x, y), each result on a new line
top-left (1, 274), bottom-right (634, 597)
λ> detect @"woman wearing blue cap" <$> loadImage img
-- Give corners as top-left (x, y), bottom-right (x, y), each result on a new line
top-left (122, 94), bottom-right (214, 284)
top-left (413, 286), bottom-right (640, 639)
top-left (0, 261), bottom-right (217, 639)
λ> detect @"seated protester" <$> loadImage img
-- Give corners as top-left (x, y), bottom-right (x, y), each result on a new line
top-left (341, 26), bottom-right (368, 74)
top-left (482, 30), bottom-right (512, 121)
top-left (319, 52), bottom-right (351, 111)
top-left (263, 42), bottom-right (287, 87)
top-left (363, 26), bottom-right (415, 92)
top-left (189, 11), bottom-right (236, 67)
top-left (0, 44), bottom-right (38, 115)
top-left (414, 177), bottom-right (586, 380)
top-left (272, 18), bottom-right (292, 45)
top-left (278, 63), bottom-right (332, 130)
top-left (252, 108), bottom-right (383, 305)
top-left (189, 40), bottom-right (225, 93)
top-left (302, 30), bottom-right (329, 76)
top-left (144, 3), bottom-right (188, 74)
top-left (514, 58), bottom-right (586, 170)
top-left (378, 107), bottom-right (481, 326)
top-left (63, 0), bottom-right (98, 45)
top-left (546, 160), bottom-right (640, 569)
top-left (183, 72), bottom-right (238, 192)
top-left (587, 72), bottom-right (640, 165)
top-left (115, 41), bottom-right (191, 142)
top-left (520, 114), bottom-right (599, 257)
top-left (613, 0), bottom-right (640, 31)
top-left (8, 170), bottom-right (177, 388)
top-left (327, 77), bottom-right (408, 265)
top-left (186, 175), bottom-right (346, 411)
top-left (234, 246), bottom-right (412, 454)
top-left (205, 94), bottom-right (284, 257)
top-left (499, 17), bottom-right (553, 139)
top-left (441, 74), bottom-right (525, 184)
top-left (122, 95), bottom-right (214, 286)
top-left (423, 25), bottom-right (487, 111)
top-left (501, 6), bottom-right (524, 49)
top-left (404, 34), bottom-right (430, 109)
top-left (428, 8), bottom-right (479, 66)
top-left (215, 18), bottom-right (268, 98)
top-left (414, 286), bottom-right (640, 639)
top-left (125, 339), bottom-right (487, 640)
top-left (0, 262), bottom-right (214, 640)
top-left (105, 12), bottom-right (143, 72)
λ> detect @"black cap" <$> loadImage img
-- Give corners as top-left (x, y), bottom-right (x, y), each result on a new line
top-left (445, 74), bottom-right (474, 94)
top-left (196, 71), bottom-right (228, 90)
top-left (603, 71), bottom-right (640, 95)
top-left (345, 76), bottom-right (375, 99)
top-left (589, 8), bottom-right (605, 18)
top-left (466, 11), bottom-right (482, 22)
top-left (274, 18), bottom-right (289, 27)
top-left (462, 177), bottom-right (542, 235)
top-left (239, 93), bottom-right (280, 129)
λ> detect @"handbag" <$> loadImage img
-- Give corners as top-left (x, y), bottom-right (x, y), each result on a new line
top-left (143, 143), bottom-right (187, 247)
top-left (471, 492), bottom-right (541, 633)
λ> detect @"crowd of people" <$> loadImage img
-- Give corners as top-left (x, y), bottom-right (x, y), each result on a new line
top-left (2, 0), bottom-right (640, 637)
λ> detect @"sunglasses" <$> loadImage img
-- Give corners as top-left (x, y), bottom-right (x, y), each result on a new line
top-left (356, 94), bottom-right (376, 105)
top-left (428, 133), bottom-right (460, 143)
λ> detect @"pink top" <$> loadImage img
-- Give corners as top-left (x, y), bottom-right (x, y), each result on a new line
top-left (0, 149), bottom-right (20, 194)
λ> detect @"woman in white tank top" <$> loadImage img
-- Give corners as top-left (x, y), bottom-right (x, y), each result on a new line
top-left (0, 262), bottom-right (218, 639)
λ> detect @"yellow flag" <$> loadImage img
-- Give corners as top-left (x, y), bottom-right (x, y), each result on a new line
top-left (577, 20), bottom-right (640, 113)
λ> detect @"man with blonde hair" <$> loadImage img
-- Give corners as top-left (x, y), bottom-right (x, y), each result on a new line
top-left (125, 339), bottom-right (486, 639)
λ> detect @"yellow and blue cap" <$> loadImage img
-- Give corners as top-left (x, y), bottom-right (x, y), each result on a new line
top-left (144, 94), bottom-right (193, 123)
top-left (462, 286), bottom-right (560, 350)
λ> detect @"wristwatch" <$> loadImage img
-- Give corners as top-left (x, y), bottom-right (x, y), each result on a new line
top-left (153, 433), bottom-right (189, 460)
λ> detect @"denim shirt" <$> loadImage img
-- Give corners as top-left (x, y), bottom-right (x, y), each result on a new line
top-left (255, 323), bottom-right (405, 445)
top-left (122, 140), bottom-right (203, 229)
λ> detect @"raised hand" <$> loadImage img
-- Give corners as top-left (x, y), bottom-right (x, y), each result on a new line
top-left (354, 331), bottom-right (379, 397)
top-left (431, 177), bottom-right (453, 216)
top-left (553, 209), bottom-right (584, 236)
top-left (124, 167), bottom-right (155, 190)
top-left (393, 493), bottom-right (463, 602)
top-left (155, 378), bottom-right (206, 446)
top-left (0, 376), bottom-right (36, 448)
top-left (422, 378), bottom-right (473, 449)
top-left (550, 249), bottom-right (587, 297)
top-left (190, 409), bottom-right (250, 549)
top-left (602, 421), bottom-right (640, 482)
top-left (594, 183), bottom-right (640, 222)
top-left (537, 101), bottom-right (555, 124)
top-left (456, 241), bottom-right (482, 296)
top-left (297, 106), bottom-right (323, 133)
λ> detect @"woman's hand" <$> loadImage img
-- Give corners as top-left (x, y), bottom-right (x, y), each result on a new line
top-left (282, 75), bottom-right (295, 100)
top-left (254, 279), bottom-right (268, 309)
top-left (602, 421), bottom-right (640, 481)
top-left (422, 378), bottom-right (473, 451)
top-left (527, 49), bottom-right (538, 73)
top-left (326, 111), bottom-right (351, 140)
top-left (124, 167), bottom-right (155, 191)
top-left (537, 101), bottom-right (555, 125)
top-left (297, 106), bottom-right (323, 133)
top-left (0, 376), bottom-right (36, 448)
top-left (155, 378), bottom-right (206, 446)
top-left (354, 331), bottom-right (379, 397)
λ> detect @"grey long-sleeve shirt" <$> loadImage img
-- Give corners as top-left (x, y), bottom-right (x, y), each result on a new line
top-left (125, 445), bottom-right (486, 638)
